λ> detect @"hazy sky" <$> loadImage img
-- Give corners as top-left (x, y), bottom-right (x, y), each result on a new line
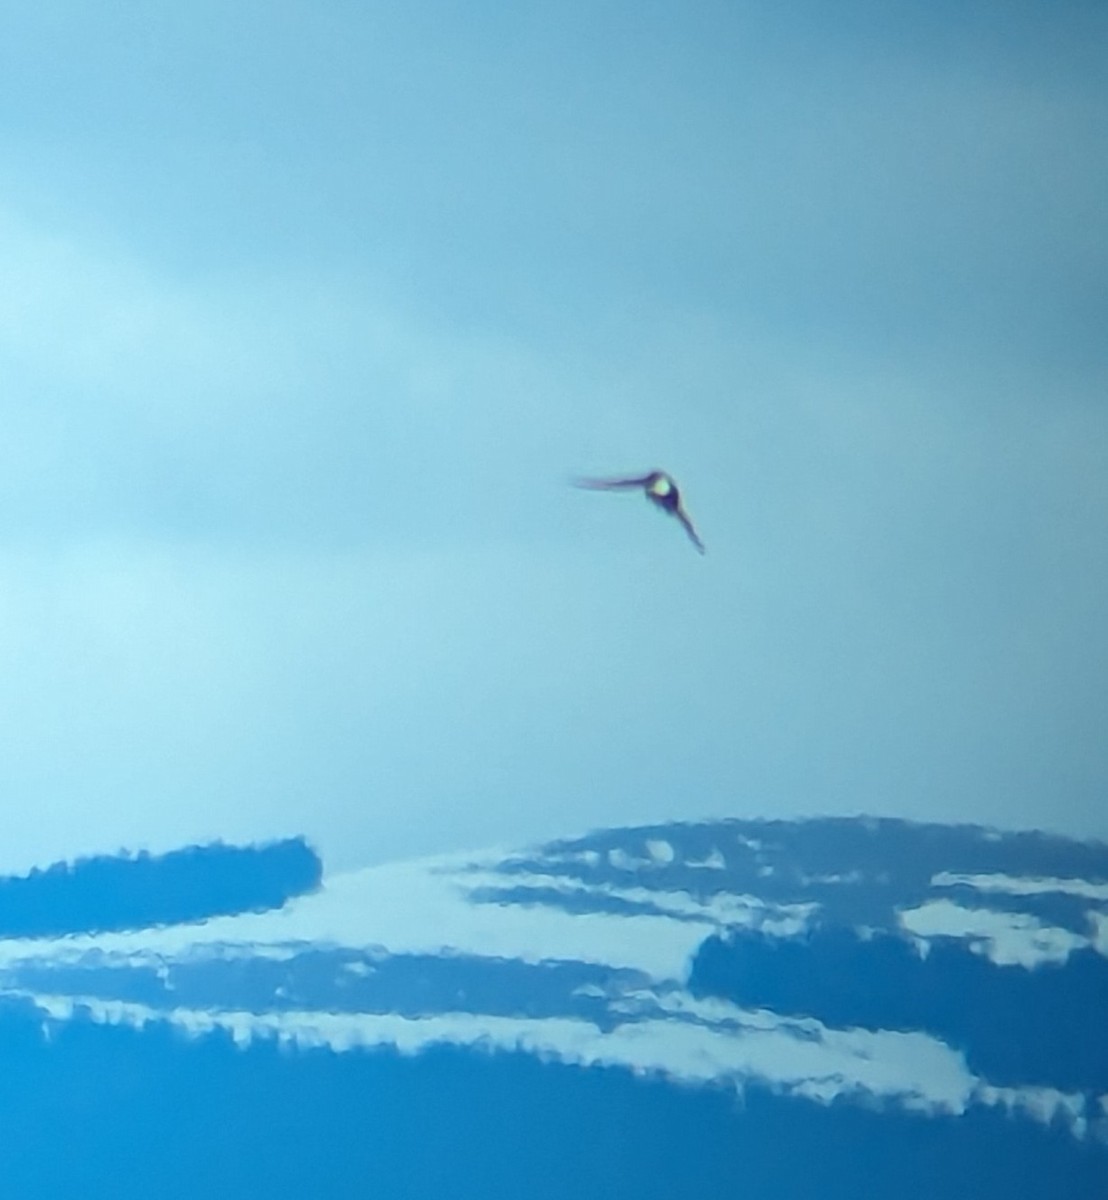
top-left (0, 1), bottom-right (1105, 873)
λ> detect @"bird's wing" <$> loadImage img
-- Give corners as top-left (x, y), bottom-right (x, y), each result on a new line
top-left (675, 507), bottom-right (706, 554)
top-left (572, 474), bottom-right (652, 490)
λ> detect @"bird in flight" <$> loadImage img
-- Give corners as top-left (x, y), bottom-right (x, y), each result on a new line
top-left (573, 469), bottom-right (706, 554)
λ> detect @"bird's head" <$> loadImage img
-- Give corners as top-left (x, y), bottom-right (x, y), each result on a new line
top-left (646, 473), bottom-right (674, 498)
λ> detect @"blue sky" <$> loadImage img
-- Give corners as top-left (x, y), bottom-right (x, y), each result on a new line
top-left (0, 1), bottom-right (1105, 873)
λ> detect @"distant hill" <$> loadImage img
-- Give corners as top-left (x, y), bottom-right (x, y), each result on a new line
top-left (0, 837), bottom-right (321, 936)
top-left (0, 817), bottom-right (1104, 1198)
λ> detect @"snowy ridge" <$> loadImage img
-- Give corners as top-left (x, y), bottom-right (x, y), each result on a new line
top-left (0, 817), bottom-right (1106, 1143)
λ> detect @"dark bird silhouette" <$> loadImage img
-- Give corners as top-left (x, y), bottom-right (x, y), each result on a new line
top-left (574, 470), bottom-right (706, 554)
